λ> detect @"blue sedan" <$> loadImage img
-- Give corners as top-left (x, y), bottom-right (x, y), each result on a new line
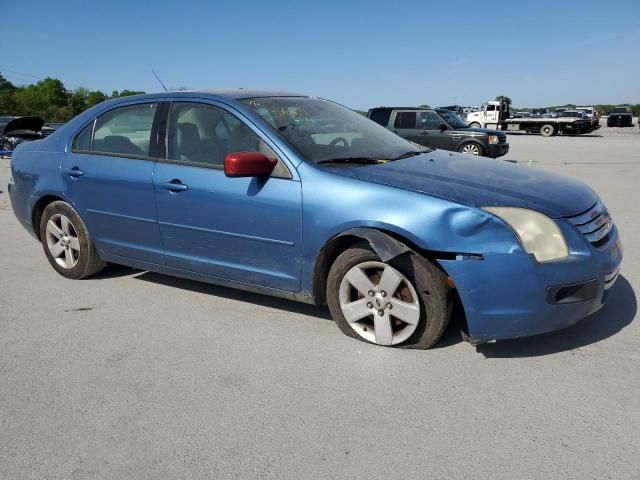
top-left (8, 90), bottom-right (623, 348)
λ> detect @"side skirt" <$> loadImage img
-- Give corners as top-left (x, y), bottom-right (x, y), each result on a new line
top-left (100, 252), bottom-right (312, 304)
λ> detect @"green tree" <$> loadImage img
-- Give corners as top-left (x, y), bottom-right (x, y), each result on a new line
top-left (86, 90), bottom-right (108, 108)
top-left (418, 104), bottom-right (431, 109)
top-left (495, 95), bottom-right (512, 106)
top-left (0, 73), bottom-right (17, 114)
top-left (69, 87), bottom-right (90, 116)
top-left (111, 89), bottom-right (146, 98)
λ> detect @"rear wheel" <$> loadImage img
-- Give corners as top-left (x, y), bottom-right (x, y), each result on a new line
top-left (458, 142), bottom-right (483, 156)
top-left (39, 201), bottom-right (105, 279)
top-left (540, 124), bottom-right (556, 137)
top-left (468, 122), bottom-right (481, 128)
top-left (326, 246), bottom-right (451, 349)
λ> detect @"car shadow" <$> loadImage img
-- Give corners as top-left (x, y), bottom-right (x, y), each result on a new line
top-left (476, 275), bottom-right (635, 358)
top-left (132, 270), bottom-right (334, 321)
top-left (505, 132), bottom-right (603, 138)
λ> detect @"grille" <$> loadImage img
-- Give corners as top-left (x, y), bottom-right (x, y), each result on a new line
top-left (565, 199), bottom-right (613, 247)
top-left (498, 135), bottom-right (507, 143)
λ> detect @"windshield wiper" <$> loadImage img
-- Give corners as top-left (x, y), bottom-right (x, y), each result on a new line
top-left (390, 150), bottom-right (428, 160)
top-left (317, 157), bottom-right (383, 165)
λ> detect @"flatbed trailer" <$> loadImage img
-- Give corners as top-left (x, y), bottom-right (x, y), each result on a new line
top-left (501, 116), bottom-right (594, 137)
top-left (466, 101), bottom-right (594, 137)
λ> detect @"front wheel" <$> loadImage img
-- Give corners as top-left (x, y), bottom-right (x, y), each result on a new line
top-left (39, 201), bottom-right (105, 279)
top-left (468, 122), bottom-right (481, 128)
top-left (326, 246), bottom-right (451, 349)
top-left (458, 142), bottom-right (484, 156)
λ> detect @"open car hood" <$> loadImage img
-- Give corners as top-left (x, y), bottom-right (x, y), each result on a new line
top-left (1, 116), bottom-right (45, 136)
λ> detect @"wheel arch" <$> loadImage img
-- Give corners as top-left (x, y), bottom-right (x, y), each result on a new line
top-left (31, 194), bottom-right (65, 240)
top-left (311, 227), bottom-right (456, 305)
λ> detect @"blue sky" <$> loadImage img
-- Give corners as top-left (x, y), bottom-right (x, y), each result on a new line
top-left (2, 0), bottom-right (639, 109)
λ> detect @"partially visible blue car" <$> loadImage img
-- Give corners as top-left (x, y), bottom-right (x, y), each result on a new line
top-left (8, 90), bottom-right (623, 348)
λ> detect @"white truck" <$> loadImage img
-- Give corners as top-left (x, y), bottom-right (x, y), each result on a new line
top-left (465, 101), bottom-right (594, 137)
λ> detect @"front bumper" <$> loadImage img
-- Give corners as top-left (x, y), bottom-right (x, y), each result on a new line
top-left (607, 116), bottom-right (633, 127)
top-left (486, 142), bottom-right (509, 158)
top-left (438, 224), bottom-right (623, 343)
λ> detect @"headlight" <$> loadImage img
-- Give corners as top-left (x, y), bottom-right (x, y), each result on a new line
top-left (483, 207), bottom-right (569, 262)
top-left (488, 135), bottom-right (499, 144)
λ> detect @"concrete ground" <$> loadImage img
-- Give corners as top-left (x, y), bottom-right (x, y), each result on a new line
top-left (1, 124), bottom-right (639, 480)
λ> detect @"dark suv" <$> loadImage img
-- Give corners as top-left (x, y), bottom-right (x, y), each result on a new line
top-left (367, 107), bottom-right (509, 158)
top-left (607, 107), bottom-right (633, 127)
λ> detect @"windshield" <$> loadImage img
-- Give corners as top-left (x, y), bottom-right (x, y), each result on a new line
top-left (611, 108), bottom-right (630, 113)
top-left (562, 111), bottom-right (583, 118)
top-left (240, 97), bottom-right (421, 163)
top-left (436, 110), bottom-right (468, 128)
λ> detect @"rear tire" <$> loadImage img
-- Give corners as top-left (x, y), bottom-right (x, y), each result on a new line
top-left (39, 201), bottom-right (105, 279)
top-left (468, 122), bottom-right (481, 128)
top-left (326, 245), bottom-right (452, 349)
top-left (540, 124), bottom-right (556, 137)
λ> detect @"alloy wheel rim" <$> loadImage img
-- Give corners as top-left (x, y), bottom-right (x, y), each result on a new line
top-left (339, 261), bottom-right (421, 346)
top-left (45, 214), bottom-right (80, 269)
top-left (462, 144), bottom-right (479, 155)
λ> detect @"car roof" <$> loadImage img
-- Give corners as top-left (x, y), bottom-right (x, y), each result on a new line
top-left (105, 89), bottom-right (311, 105)
top-left (368, 107), bottom-right (430, 111)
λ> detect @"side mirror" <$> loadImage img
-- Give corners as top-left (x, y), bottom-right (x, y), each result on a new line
top-left (224, 152), bottom-right (277, 178)
top-left (439, 123), bottom-right (448, 132)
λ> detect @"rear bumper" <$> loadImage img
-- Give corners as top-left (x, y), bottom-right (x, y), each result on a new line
top-left (438, 225), bottom-right (623, 343)
top-left (486, 143), bottom-right (509, 158)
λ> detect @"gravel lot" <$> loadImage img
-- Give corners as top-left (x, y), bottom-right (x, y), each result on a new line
top-left (1, 124), bottom-right (639, 480)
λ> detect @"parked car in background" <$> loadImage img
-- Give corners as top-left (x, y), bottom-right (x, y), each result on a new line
top-left (368, 107), bottom-right (509, 158)
top-left (607, 107), bottom-right (633, 127)
top-left (0, 116), bottom-right (45, 152)
top-left (561, 110), bottom-right (588, 119)
top-left (8, 90), bottom-right (622, 349)
top-left (576, 106), bottom-right (600, 128)
top-left (436, 105), bottom-right (464, 115)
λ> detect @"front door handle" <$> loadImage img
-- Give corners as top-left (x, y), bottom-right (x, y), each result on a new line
top-left (159, 179), bottom-right (188, 192)
top-left (420, 131), bottom-right (429, 135)
top-left (63, 167), bottom-right (84, 177)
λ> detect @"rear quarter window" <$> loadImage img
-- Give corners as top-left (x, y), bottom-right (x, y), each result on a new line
top-left (368, 109), bottom-right (392, 126)
top-left (72, 121), bottom-right (94, 151)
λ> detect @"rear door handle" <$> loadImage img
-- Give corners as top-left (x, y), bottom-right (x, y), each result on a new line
top-left (159, 180), bottom-right (188, 192)
top-left (63, 167), bottom-right (84, 177)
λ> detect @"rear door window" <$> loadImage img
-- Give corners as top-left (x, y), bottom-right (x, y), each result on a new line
top-left (394, 112), bottom-right (417, 129)
top-left (419, 111), bottom-right (442, 130)
top-left (89, 103), bottom-right (158, 157)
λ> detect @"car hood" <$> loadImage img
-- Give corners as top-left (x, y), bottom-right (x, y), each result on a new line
top-left (328, 151), bottom-right (597, 218)
top-left (455, 126), bottom-right (502, 135)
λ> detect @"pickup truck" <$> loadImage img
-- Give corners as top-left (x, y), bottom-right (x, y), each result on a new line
top-left (466, 101), bottom-right (594, 136)
top-left (607, 107), bottom-right (633, 127)
top-left (367, 107), bottom-right (509, 158)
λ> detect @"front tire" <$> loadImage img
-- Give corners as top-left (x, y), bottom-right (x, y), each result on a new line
top-left (39, 201), bottom-right (105, 279)
top-left (326, 245), bottom-right (451, 349)
top-left (458, 142), bottom-right (484, 156)
top-left (468, 122), bottom-right (481, 128)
